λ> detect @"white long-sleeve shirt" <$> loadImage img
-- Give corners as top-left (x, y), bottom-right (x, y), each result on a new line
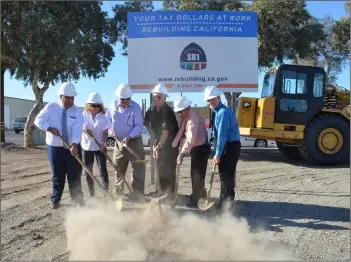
top-left (80, 111), bottom-right (111, 151)
top-left (34, 101), bottom-right (84, 147)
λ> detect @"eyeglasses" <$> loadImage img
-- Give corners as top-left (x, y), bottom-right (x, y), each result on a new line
top-left (120, 97), bottom-right (131, 101)
top-left (153, 95), bottom-right (162, 100)
top-left (90, 104), bottom-right (101, 108)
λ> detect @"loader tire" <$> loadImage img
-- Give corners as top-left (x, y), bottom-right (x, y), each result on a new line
top-left (276, 142), bottom-right (303, 160)
top-left (298, 114), bottom-right (350, 166)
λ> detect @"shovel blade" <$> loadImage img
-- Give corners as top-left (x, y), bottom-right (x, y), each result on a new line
top-left (197, 197), bottom-right (216, 211)
top-left (115, 199), bottom-right (123, 211)
top-left (111, 191), bottom-right (123, 211)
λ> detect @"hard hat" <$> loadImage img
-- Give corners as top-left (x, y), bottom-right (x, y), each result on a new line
top-left (115, 83), bottom-right (133, 99)
top-left (86, 92), bottom-right (103, 104)
top-left (204, 85), bottom-right (221, 101)
top-left (173, 96), bottom-right (192, 112)
top-left (152, 83), bottom-right (169, 97)
top-left (58, 82), bottom-right (77, 97)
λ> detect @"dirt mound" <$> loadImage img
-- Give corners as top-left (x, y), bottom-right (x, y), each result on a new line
top-left (65, 204), bottom-right (298, 261)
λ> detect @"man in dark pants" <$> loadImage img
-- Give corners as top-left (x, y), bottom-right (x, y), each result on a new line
top-left (106, 83), bottom-right (146, 201)
top-left (144, 83), bottom-right (179, 201)
top-left (204, 85), bottom-right (241, 210)
top-left (172, 96), bottom-right (211, 207)
top-left (34, 82), bottom-right (84, 209)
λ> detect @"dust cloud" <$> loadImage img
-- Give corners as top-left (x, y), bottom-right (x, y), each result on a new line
top-left (64, 203), bottom-right (298, 261)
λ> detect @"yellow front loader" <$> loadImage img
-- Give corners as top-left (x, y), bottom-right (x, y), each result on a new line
top-left (237, 64), bottom-right (350, 166)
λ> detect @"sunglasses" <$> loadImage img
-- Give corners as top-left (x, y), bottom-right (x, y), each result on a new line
top-left (120, 97), bottom-right (131, 101)
top-left (177, 108), bottom-right (187, 114)
top-left (90, 104), bottom-right (101, 108)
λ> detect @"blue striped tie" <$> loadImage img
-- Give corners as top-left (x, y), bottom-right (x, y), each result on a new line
top-left (62, 109), bottom-right (69, 149)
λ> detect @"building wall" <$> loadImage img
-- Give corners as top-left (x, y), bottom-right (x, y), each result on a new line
top-left (4, 97), bottom-right (36, 129)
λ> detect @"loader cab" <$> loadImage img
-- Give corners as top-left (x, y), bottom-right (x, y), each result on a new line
top-left (262, 64), bottom-right (326, 125)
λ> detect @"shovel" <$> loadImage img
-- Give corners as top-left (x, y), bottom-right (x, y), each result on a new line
top-left (197, 163), bottom-right (217, 211)
top-left (170, 163), bottom-right (181, 209)
top-left (89, 134), bottom-right (133, 194)
top-left (116, 139), bottom-right (150, 165)
top-left (58, 134), bottom-right (123, 211)
top-left (91, 134), bottom-right (149, 204)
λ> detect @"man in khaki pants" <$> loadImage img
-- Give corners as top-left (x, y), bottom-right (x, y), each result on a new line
top-left (105, 83), bottom-right (146, 202)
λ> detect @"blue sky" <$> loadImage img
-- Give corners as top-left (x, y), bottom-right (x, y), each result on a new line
top-left (4, 1), bottom-right (350, 109)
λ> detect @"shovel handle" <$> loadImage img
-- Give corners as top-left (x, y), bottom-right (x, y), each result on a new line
top-left (207, 163), bottom-right (217, 199)
top-left (89, 134), bottom-right (133, 194)
top-left (174, 164), bottom-right (181, 197)
top-left (58, 134), bottom-right (116, 201)
top-left (151, 137), bottom-right (162, 197)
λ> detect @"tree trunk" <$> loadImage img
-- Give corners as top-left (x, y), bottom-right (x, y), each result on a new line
top-left (1, 69), bottom-right (5, 143)
top-left (24, 99), bottom-right (45, 147)
top-left (24, 71), bottom-right (49, 147)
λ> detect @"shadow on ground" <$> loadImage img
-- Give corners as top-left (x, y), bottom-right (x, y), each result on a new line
top-left (143, 147), bottom-right (350, 169)
top-left (121, 200), bottom-right (350, 233)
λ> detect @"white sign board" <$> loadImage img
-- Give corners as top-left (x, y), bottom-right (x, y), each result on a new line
top-left (128, 11), bottom-right (258, 93)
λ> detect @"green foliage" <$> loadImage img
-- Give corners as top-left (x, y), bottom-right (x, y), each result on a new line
top-left (248, 0), bottom-right (325, 68)
top-left (1, 1), bottom-right (118, 87)
top-left (112, 0), bottom-right (154, 56)
top-left (296, 13), bottom-right (350, 83)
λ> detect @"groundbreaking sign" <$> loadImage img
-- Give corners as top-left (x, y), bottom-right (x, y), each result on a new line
top-left (128, 11), bottom-right (258, 93)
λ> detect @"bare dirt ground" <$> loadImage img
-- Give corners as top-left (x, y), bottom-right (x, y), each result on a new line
top-left (1, 136), bottom-right (350, 260)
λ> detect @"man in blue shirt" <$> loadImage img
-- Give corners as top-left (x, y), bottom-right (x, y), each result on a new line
top-left (204, 85), bottom-right (241, 209)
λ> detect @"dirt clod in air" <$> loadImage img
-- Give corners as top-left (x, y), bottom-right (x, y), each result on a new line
top-left (64, 204), bottom-right (298, 261)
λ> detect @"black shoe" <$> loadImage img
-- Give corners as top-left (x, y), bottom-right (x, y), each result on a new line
top-left (50, 202), bottom-right (60, 209)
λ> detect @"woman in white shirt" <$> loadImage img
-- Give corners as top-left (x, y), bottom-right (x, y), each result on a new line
top-left (81, 92), bottom-right (111, 197)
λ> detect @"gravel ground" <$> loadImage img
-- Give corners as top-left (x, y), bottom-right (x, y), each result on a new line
top-left (1, 141), bottom-right (350, 260)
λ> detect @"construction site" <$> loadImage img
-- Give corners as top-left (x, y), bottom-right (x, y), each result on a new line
top-left (1, 144), bottom-right (349, 260)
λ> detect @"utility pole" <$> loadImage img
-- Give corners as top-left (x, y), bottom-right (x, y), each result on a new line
top-left (1, 69), bottom-right (5, 143)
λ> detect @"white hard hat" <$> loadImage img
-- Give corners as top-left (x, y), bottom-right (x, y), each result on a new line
top-left (86, 92), bottom-right (103, 104)
top-left (152, 83), bottom-right (169, 97)
top-left (173, 96), bottom-right (192, 112)
top-left (115, 83), bottom-right (133, 99)
top-left (58, 82), bottom-right (77, 97)
top-left (204, 85), bottom-right (221, 101)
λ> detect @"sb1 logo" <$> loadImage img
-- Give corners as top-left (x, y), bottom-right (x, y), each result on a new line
top-left (187, 53), bottom-right (200, 61)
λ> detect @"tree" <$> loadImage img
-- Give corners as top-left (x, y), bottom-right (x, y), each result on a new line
top-left (112, 0), bottom-right (154, 56)
top-left (1, 1), bottom-right (118, 147)
top-left (295, 14), bottom-right (350, 83)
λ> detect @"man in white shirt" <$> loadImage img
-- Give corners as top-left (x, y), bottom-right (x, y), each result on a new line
top-left (34, 82), bottom-right (84, 209)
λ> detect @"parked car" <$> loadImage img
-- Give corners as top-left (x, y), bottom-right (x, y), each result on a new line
top-left (12, 116), bottom-right (27, 134)
top-left (207, 128), bottom-right (276, 148)
top-left (106, 126), bottom-right (151, 148)
top-left (240, 136), bottom-right (276, 148)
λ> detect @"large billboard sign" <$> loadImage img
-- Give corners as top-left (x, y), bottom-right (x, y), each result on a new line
top-left (128, 11), bottom-right (258, 93)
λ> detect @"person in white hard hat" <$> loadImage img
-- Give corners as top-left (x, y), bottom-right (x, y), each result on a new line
top-left (172, 96), bottom-right (211, 207)
top-left (204, 85), bottom-right (241, 210)
top-left (34, 82), bottom-right (84, 209)
top-left (106, 83), bottom-right (146, 201)
top-left (81, 92), bottom-right (111, 197)
top-left (144, 83), bottom-right (179, 200)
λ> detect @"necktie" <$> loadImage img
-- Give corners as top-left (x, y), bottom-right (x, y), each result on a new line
top-left (61, 109), bottom-right (69, 149)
